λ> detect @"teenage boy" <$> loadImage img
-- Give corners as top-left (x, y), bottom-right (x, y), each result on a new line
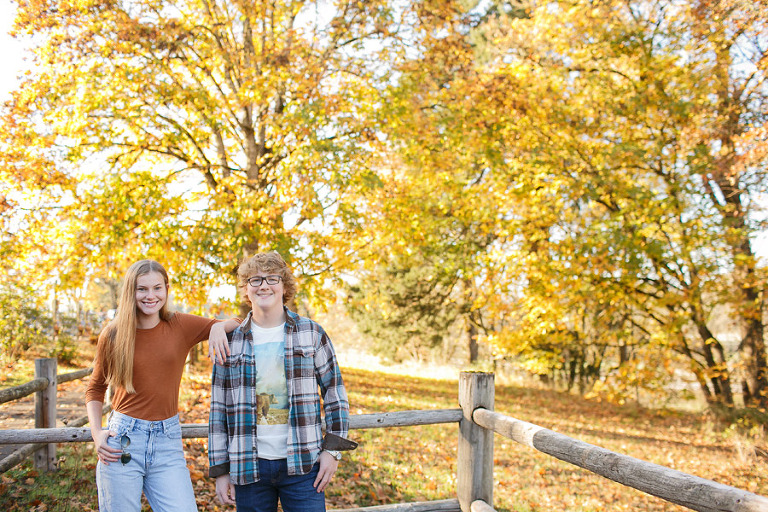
top-left (209, 251), bottom-right (353, 512)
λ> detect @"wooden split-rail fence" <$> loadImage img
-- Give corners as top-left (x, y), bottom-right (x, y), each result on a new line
top-left (1, 358), bottom-right (767, 512)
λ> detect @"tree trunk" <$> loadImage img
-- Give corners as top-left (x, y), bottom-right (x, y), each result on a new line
top-left (741, 313), bottom-right (767, 408)
top-left (695, 322), bottom-right (733, 405)
top-left (467, 322), bottom-right (478, 364)
top-left (705, 16), bottom-right (768, 409)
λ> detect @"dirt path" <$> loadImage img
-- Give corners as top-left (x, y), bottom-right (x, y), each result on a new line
top-left (0, 377), bottom-right (90, 462)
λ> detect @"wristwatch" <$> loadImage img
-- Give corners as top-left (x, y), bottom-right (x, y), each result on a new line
top-left (325, 450), bottom-right (342, 461)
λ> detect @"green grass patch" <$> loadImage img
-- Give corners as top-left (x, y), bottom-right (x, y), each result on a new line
top-left (1, 443), bottom-right (98, 512)
top-left (0, 359), bottom-right (36, 388)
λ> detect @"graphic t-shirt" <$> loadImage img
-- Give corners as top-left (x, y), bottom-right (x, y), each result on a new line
top-left (251, 321), bottom-right (289, 459)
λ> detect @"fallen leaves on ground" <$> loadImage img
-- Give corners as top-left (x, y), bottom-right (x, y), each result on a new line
top-left (1, 362), bottom-right (766, 511)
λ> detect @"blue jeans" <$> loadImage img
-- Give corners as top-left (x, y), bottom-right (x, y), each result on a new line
top-left (234, 458), bottom-right (325, 512)
top-left (96, 411), bottom-right (197, 512)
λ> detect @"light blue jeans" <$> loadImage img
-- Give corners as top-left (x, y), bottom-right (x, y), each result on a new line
top-left (96, 411), bottom-right (197, 512)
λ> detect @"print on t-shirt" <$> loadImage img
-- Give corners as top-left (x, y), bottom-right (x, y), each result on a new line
top-left (251, 322), bottom-right (290, 459)
top-left (254, 339), bottom-right (289, 426)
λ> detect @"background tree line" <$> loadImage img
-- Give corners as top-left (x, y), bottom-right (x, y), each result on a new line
top-left (1, 0), bottom-right (767, 409)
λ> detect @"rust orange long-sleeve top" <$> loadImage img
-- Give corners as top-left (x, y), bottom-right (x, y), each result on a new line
top-left (85, 313), bottom-right (217, 421)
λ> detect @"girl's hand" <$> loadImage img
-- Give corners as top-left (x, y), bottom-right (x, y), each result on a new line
top-left (93, 428), bottom-right (121, 465)
top-left (208, 322), bottom-right (231, 365)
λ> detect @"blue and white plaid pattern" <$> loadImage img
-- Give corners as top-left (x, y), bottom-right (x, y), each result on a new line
top-left (208, 308), bottom-right (349, 485)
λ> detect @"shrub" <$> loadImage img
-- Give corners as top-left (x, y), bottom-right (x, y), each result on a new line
top-left (0, 279), bottom-right (50, 361)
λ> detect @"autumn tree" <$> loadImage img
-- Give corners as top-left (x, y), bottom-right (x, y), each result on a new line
top-left (463, 0), bottom-right (768, 406)
top-left (688, 0), bottom-right (768, 406)
top-left (350, 0), bottom-right (768, 407)
top-left (345, 0), bottom-right (512, 365)
top-left (1, 0), bottom-right (393, 312)
top-left (4, 0), bottom-right (767, 410)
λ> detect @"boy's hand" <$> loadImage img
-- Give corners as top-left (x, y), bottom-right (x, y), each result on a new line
top-left (314, 451), bottom-right (339, 493)
top-left (215, 474), bottom-right (236, 505)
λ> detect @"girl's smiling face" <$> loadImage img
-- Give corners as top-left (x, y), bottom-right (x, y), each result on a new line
top-left (135, 271), bottom-right (168, 319)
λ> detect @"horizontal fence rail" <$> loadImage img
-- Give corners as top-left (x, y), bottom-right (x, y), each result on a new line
top-left (0, 368), bottom-right (93, 406)
top-left (472, 407), bottom-right (768, 512)
top-left (57, 368), bottom-right (93, 385)
top-left (0, 403), bottom-right (111, 474)
top-left (350, 409), bottom-right (463, 429)
top-left (0, 409), bottom-right (465, 445)
top-left (0, 378), bottom-right (49, 405)
top-left (328, 499), bottom-right (461, 512)
top-left (469, 500), bottom-right (494, 512)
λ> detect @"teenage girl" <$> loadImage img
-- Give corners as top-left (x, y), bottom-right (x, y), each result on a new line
top-left (86, 259), bottom-right (238, 511)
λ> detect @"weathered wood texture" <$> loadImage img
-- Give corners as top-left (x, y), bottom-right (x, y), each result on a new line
top-left (457, 372), bottom-right (494, 512)
top-left (0, 378), bottom-right (48, 405)
top-left (472, 408), bottom-right (768, 512)
top-left (0, 368), bottom-right (92, 406)
top-left (328, 499), bottom-right (460, 512)
top-left (0, 405), bottom-right (110, 473)
top-left (469, 500), bottom-right (496, 512)
top-left (0, 442), bottom-right (44, 474)
top-left (0, 427), bottom-right (94, 444)
top-left (34, 358), bottom-right (57, 471)
top-left (58, 367), bottom-right (92, 384)
top-left (0, 409), bottom-right (463, 444)
top-left (350, 410), bottom-right (463, 429)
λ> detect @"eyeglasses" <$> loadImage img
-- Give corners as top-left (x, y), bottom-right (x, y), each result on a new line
top-left (247, 275), bottom-right (282, 287)
top-left (120, 435), bottom-right (131, 465)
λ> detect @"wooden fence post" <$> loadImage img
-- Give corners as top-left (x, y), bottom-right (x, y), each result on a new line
top-left (34, 358), bottom-right (57, 471)
top-left (458, 372), bottom-right (494, 512)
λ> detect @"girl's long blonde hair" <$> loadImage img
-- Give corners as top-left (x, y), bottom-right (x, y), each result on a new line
top-left (98, 260), bottom-right (172, 393)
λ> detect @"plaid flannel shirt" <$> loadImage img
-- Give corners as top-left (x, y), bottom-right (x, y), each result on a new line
top-left (208, 308), bottom-right (349, 485)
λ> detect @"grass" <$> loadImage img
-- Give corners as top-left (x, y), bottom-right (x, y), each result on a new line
top-left (0, 359), bottom-right (38, 388)
top-left (1, 352), bottom-right (767, 512)
top-left (0, 444), bottom-right (97, 512)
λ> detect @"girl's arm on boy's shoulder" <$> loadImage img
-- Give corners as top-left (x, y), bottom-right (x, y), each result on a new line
top-left (208, 318), bottom-right (240, 364)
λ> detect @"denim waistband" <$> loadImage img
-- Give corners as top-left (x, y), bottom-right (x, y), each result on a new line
top-left (109, 411), bottom-right (180, 434)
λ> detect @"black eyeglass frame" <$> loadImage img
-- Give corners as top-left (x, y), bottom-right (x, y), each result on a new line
top-left (120, 434), bottom-right (131, 465)
top-left (247, 275), bottom-right (282, 287)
